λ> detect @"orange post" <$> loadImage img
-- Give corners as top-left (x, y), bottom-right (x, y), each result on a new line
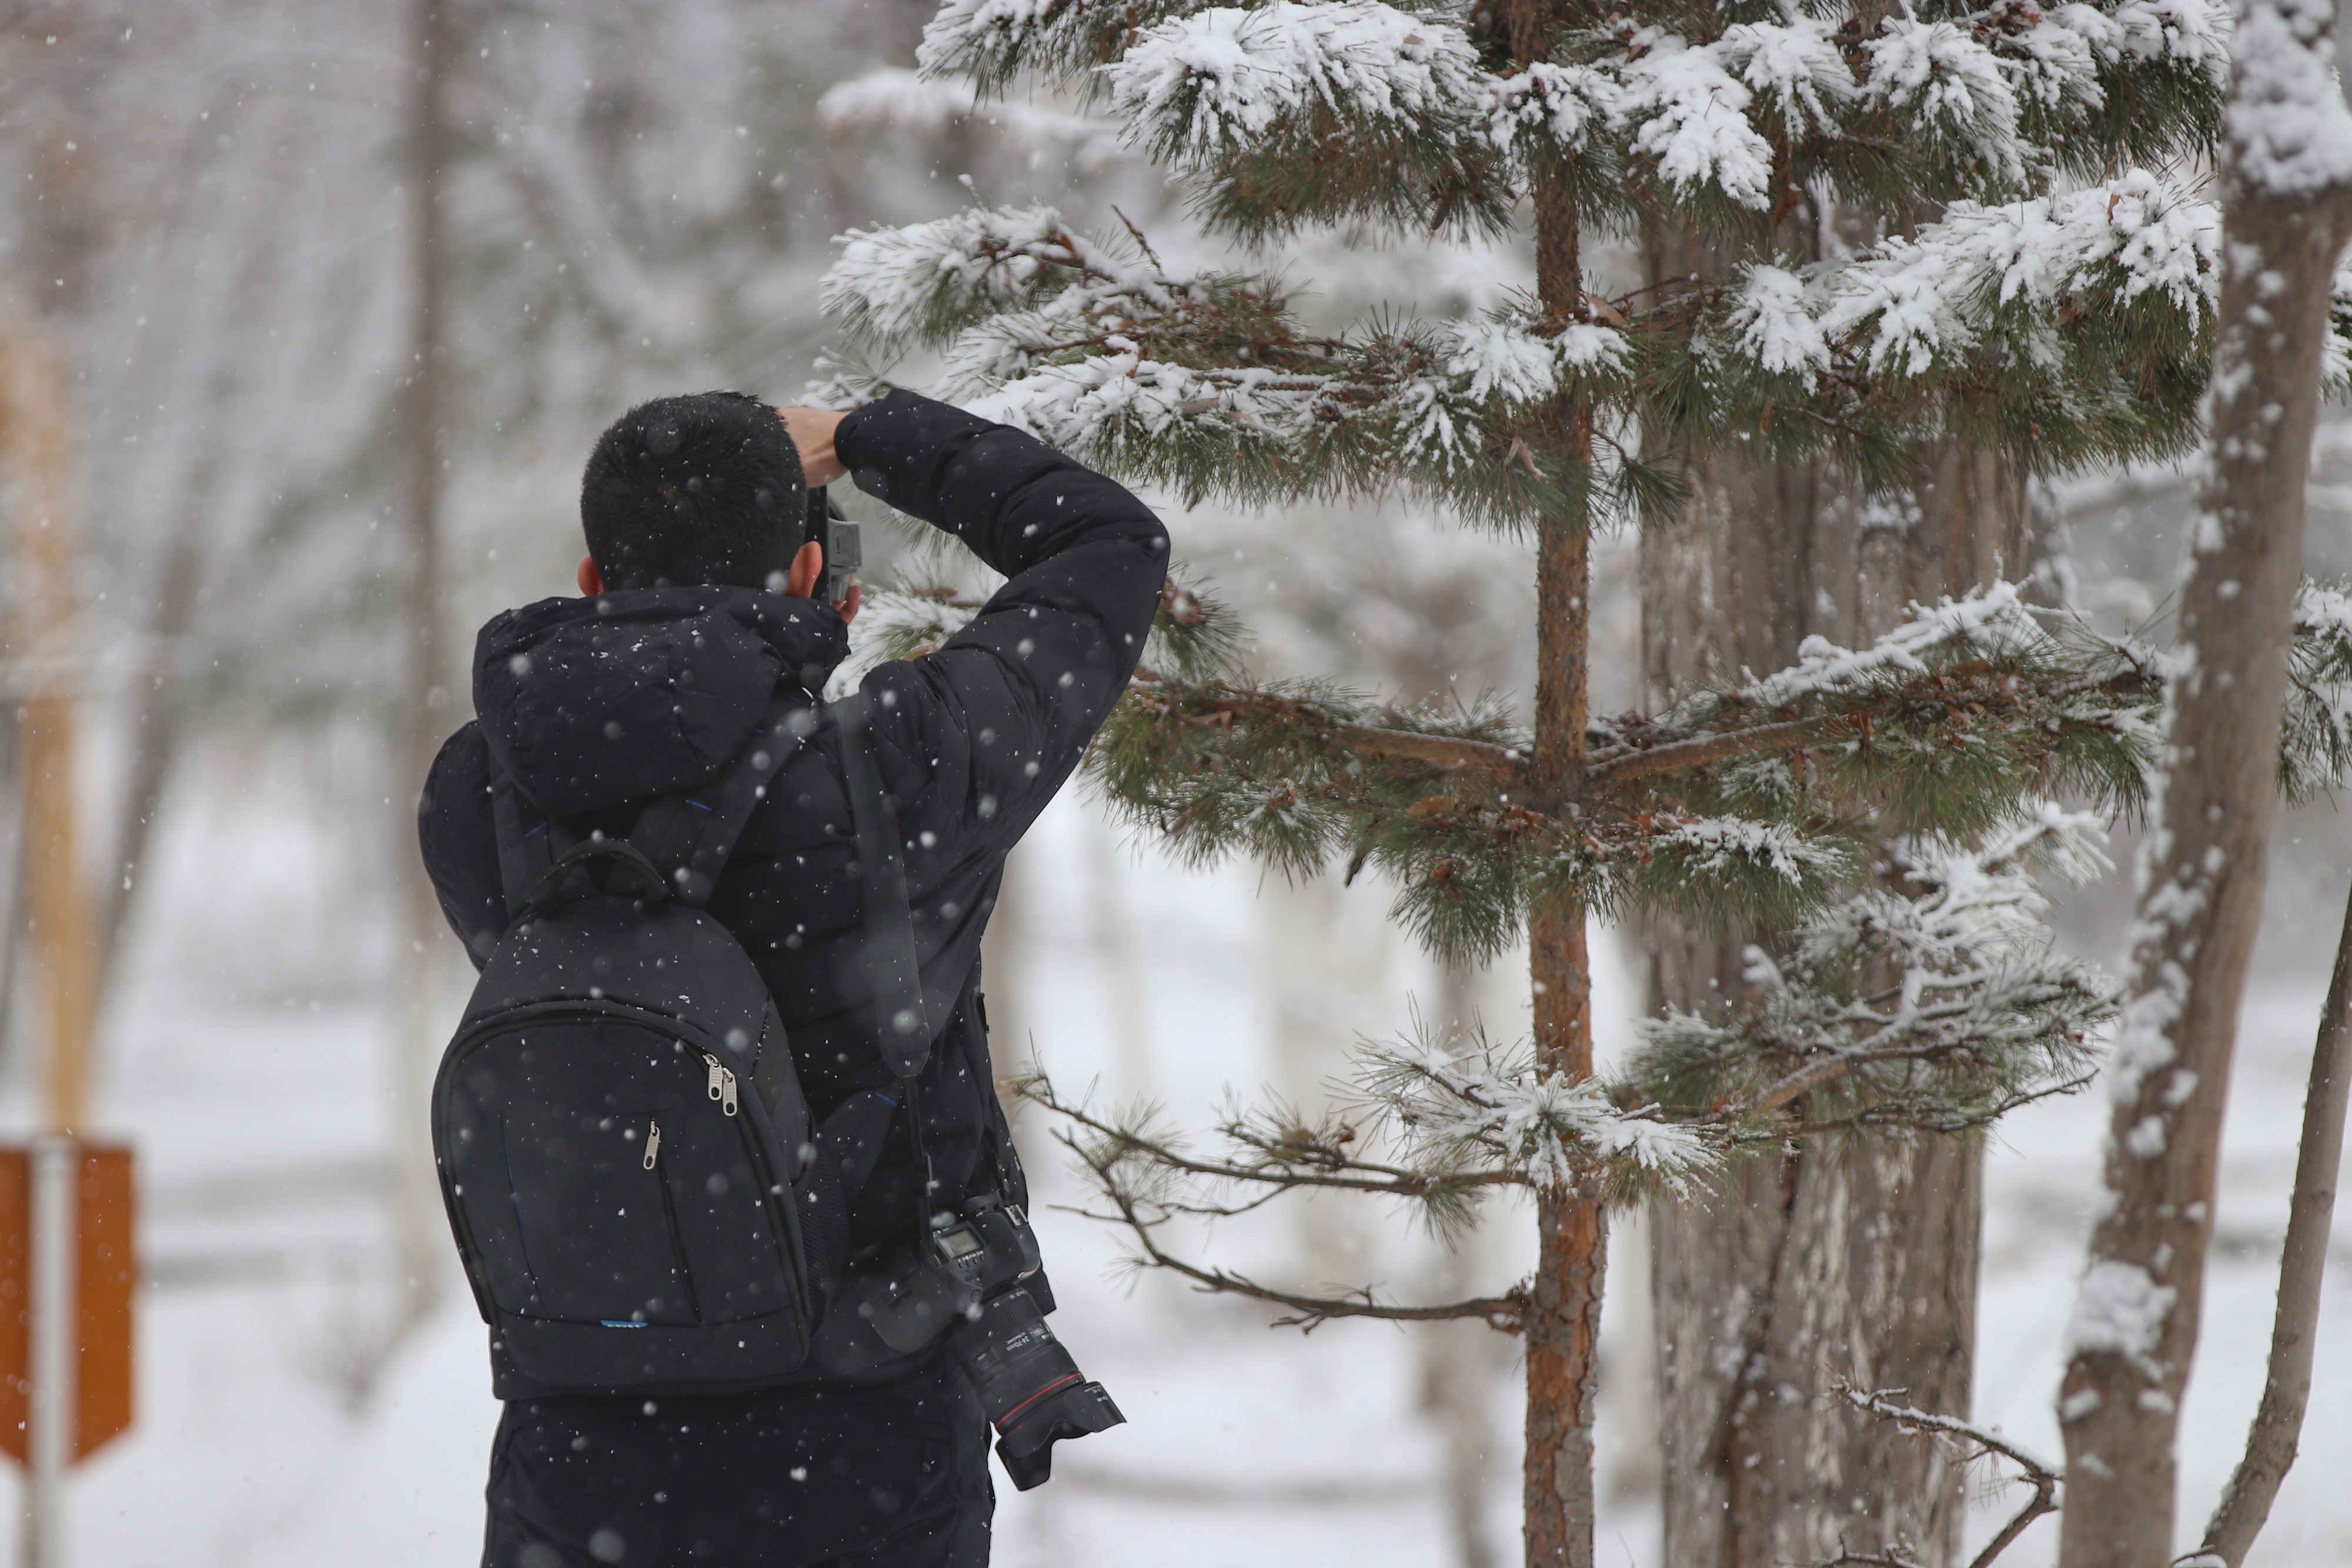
top-left (0, 1145), bottom-right (136, 1464)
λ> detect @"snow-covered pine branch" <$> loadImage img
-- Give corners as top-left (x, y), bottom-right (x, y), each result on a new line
top-left (918, 0), bottom-right (1195, 98)
top-left (1696, 168), bottom-right (2220, 478)
top-left (823, 202), bottom-right (1194, 359)
top-left (825, 170), bottom-right (2216, 532)
top-left (1351, 1022), bottom-right (1718, 1205)
top-left (1619, 803), bottom-right (2116, 1136)
top-left (2280, 578), bottom-right (2352, 801)
top-left (1728, 170), bottom-right (2217, 385)
top-left (824, 200), bottom-right (1638, 525)
top-left (1087, 586), bottom-right (2171, 962)
top-left (1631, 582), bottom-right (2160, 834)
top-left (1108, 1), bottom-right (1508, 238)
top-left (846, 567), bottom-right (1245, 691)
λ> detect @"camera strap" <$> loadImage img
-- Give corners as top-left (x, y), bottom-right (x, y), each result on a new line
top-left (834, 690), bottom-right (944, 1243)
top-left (834, 690), bottom-right (934, 1080)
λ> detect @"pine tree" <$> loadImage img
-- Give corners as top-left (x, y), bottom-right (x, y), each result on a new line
top-left (807, 1), bottom-right (2320, 1562)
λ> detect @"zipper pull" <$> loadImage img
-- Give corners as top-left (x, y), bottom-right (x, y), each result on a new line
top-left (643, 1120), bottom-right (662, 1170)
top-left (703, 1052), bottom-right (740, 1116)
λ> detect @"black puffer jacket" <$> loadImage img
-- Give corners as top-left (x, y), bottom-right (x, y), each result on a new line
top-left (420, 390), bottom-right (1167, 1309)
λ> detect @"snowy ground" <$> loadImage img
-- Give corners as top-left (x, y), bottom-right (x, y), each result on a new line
top-left (9, 780), bottom-right (2352, 1567)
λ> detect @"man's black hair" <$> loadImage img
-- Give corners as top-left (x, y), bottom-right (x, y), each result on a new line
top-left (580, 390), bottom-right (807, 591)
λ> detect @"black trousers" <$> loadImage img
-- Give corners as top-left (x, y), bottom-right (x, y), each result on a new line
top-left (480, 1360), bottom-right (994, 1567)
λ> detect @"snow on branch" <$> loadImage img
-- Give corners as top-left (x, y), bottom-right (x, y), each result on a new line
top-left (1735, 582), bottom-right (2058, 710)
top-left (1618, 28), bottom-right (1779, 210)
top-left (1836, 1386), bottom-right (2063, 1568)
top-left (823, 201), bottom-right (1187, 357)
top-left (1618, 583), bottom-right (2160, 831)
top-left (848, 566), bottom-right (1245, 689)
top-left (1716, 18), bottom-right (1854, 138)
top-left (1105, 1), bottom-right (1505, 236)
top-left (1017, 903), bottom-right (2110, 1335)
top-left (1351, 1023), bottom-right (1718, 1202)
top-left (918, 0), bottom-right (1187, 95)
top-left (1619, 804), bottom-right (2115, 1137)
top-left (1862, 18), bottom-right (2026, 186)
top-left (1020, 1066), bottom-right (1532, 1329)
top-left (1109, 2), bottom-right (1483, 157)
top-left (2323, 252), bottom-right (2352, 392)
top-left (1085, 584), bottom-right (2182, 961)
top-left (1808, 170), bottom-right (2219, 380)
top-left (1484, 61), bottom-right (1623, 162)
top-left (824, 202), bottom-right (1632, 524)
top-left (2280, 577), bottom-right (2352, 800)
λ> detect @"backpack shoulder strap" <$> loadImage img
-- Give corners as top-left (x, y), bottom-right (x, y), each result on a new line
top-left (490, 768), bottom-right (583, 921)
top-left (626, 691), bottom-right (815, 907)
top-left (834, 690), bottom-right (933, 1081)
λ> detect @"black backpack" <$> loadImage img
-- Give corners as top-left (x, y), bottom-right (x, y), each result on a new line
top-left (431, 689), bottom-right (932, 1395)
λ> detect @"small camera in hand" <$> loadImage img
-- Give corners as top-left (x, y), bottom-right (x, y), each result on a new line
top-left (853, 1200), bottom-right (1125, 1490)
top-left (810, 487), bottom-right (859, 604)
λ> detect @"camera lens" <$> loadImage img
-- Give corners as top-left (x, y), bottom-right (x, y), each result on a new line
top-left (947, 1286), bottom-right (1125, 1491)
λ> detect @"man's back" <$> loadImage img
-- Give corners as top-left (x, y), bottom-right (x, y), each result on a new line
top-left (419, 391), bottom-right (1167, 1566)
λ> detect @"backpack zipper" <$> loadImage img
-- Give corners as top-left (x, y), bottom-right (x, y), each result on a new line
top-left (703, 1053), bottom-right (739, 1116)
top-left (642, 1119), bottom-right (662, 1170)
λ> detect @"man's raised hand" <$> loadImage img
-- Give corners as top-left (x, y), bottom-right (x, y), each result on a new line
top-left (780, 406), bottom-right (848, 487)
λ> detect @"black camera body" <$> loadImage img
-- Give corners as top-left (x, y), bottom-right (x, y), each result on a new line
top-left (853, 1201), bottom-right (1125, 1490)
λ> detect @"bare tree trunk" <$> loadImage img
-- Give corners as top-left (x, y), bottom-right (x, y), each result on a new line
top-left (389, 0), bottom-right (452, 1334)
top-left (1481, 6), bottom-right (1606, 1561)
top-left (1522, 150), bottom-right (1606, 1568)
top-left (1641, 223), bottom-right (2024, 1568)
top-left (2058, 12), bottom-right (2352, 1549)
top-left (2192, 875), bottom-right (2352, 1566)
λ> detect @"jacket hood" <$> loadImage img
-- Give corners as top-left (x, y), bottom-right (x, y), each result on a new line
top-left (472, 586), bottom-right (846, 817)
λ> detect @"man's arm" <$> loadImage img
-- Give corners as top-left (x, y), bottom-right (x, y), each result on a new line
top-left (824, 390), bottom-right (1169, 854)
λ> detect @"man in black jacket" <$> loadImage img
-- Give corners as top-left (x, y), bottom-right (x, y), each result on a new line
top-left (419, 387), bottom-right (1167, 1567)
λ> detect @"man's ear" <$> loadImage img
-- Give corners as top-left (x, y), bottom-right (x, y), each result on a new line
top-left (784, 540), bottom-right (824, 599)
top-left (577, 555), bottom-right (605, 596)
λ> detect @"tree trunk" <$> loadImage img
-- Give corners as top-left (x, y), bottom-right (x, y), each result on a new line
top-left (1498, 2), bottom-right (1606, 1559)
top-left (1641, 220), bottom-right (2027, 1568)
top-left (2193, 873), bottom-right (2352, 1566)
top-left (1519, 296), bottom-right (1606, 1556)
top-left (2056, 14), bottom-right (2352, 1550)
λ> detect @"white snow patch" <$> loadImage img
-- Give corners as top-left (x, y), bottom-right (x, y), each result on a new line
top-left (2227, 0), bottom-right (2352, 196)
top-left (2064, 1259), bottom-right (2177, 1365)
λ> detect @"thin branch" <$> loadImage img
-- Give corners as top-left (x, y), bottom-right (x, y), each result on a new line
top-left (1585, 717), bottom-right (1826, 793)
top-left (1329, 720), bottom-right (1526, 775)
top-left (1023, 1078), bottom-right (1526, 1198)
top-left (1788, 1072), bottom-right (2100, 1138)
top-left (1128, 676), bottom-right (1528, 778)
top-left (2193, 874), bottom-right (2352, 1567)
top-left (1838, 1386), bottom-right (2060, 1568)
top-left (1061, 1130), bottom-right (1524, 1331)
